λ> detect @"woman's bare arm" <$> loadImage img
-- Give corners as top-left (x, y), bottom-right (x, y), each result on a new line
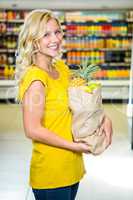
top-left (22, 80), bottom-right (90, 153)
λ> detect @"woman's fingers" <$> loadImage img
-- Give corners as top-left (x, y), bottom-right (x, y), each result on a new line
top-left (103, 116), bottom-right (113, 145)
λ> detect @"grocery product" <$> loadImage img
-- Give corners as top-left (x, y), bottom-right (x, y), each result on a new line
top-left (68, 61), bottom-right (109, 155)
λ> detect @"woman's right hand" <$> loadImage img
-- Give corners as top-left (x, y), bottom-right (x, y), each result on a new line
top-left (72, 141), bottom-right (90, 154)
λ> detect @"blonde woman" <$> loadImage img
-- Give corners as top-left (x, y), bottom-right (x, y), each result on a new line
top-left (16, 9), bottom-right (112, 200)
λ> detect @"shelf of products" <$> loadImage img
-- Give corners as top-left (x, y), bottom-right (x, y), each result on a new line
top-left (64, 11), bottom-right (133, 81)
top-left (0, 79), bottom-right (17, 99)
top-left (0, 9), bottom-right (132, 100)
top-left (0, 10), bottom-right (27, 99)
top-left (62, 11), bottom-right (133, 100)
top-left (0, 10), bottom-right (26, 82)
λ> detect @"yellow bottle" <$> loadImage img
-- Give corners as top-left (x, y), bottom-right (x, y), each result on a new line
top-left (4, 65), bottom-right (10, 78)
top-left (9, 66), bottom-right (14, 79)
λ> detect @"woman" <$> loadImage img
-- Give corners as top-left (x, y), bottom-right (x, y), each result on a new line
top-left (15, 9), bottom-right (112, 200)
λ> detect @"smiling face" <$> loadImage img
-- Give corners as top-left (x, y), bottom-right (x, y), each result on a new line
top-left (37, 18), bottom-right (63, 59)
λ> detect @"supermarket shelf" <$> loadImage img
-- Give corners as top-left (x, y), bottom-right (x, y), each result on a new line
top-left (0, 80), bottom-right (16, 86)
top-left (7, 19), bottom-right (24, 23)
top-left (1, 19), bottom-right (132, 24)
top-left (64, 48), bottom-right (131, 51)
top-left (0, 63), bottom-right (130, 68)
top-left (101, 62), bottom-right (130, 66)
top-left (1, 79), bottom-right (128, 87)
top-left (0, 64), bottom-right (15, 68)
top-left (0, 79), bottom-right (129, 100)
top-left (0, 19), bottom-right (24, 23)
top-left (65, 20), bottom-right (133, 23)
top-left (101, 86), bottom-right (129, 99)
top-left (65, 34), bottom-right (133, 37)
top-left (0, 32), bottom-right (19, 36)
top-left (100, 80), bottom-right (129, 99)
top-left (0, 80), bottom-right (17, 100)
top-left (98, 79), bottom-right (129, 86)
top-left (0, 49), bottom-right (16, 53)
top-left (0, 48), bottom-right (131, 53)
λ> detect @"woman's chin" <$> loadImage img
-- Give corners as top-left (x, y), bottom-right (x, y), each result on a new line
top-left (49, 51), bottom-right (60, 58)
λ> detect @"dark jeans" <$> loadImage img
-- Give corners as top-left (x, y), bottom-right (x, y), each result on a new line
top-left (32, 182), bottom-right (79, 200)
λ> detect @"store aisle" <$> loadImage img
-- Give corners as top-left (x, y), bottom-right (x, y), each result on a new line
top-left (0, 104), bottom-right (32, 200)
top-left (77, 104), bottom-right (133, 200)
top-left (0, 103), bottom-right (133, 200)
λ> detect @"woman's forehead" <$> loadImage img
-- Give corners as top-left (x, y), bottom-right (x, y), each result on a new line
top-left (44, 18), bottom-right (60, 30)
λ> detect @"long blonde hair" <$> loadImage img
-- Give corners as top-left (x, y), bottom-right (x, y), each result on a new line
top-left (15, 9), bottom-right (62, 83)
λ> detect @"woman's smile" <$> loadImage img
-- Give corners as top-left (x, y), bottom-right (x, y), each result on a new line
top-left (37, 18), bottom-right (63, 58)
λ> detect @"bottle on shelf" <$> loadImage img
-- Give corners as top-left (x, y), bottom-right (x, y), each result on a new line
top-left (0, 9), bottom-right (132, 82)
top-left (4, 65), bottom-right (10, 78)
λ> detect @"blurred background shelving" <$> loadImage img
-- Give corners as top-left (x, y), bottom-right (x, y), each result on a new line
top-left (0, 9), bottom-right (133, 100)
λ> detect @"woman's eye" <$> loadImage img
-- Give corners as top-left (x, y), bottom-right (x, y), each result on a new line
top-left (55, 30), bottom-right (61, 34)
top-left (43, 33), bottom-right (49, 37)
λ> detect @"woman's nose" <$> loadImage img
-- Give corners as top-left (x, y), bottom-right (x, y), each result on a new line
top-left (51, 33), bottom-right (59, 42)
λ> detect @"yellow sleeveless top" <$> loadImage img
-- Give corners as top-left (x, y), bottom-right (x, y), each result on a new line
top-left (18, 59), bottom-right (85, 189)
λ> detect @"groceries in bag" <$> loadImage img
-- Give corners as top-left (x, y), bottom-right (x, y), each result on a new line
top-left (68, 62), bottom-right (109, 155)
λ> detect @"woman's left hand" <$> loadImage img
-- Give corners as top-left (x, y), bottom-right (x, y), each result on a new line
top-left (99, 115), bottom-right (113, 146)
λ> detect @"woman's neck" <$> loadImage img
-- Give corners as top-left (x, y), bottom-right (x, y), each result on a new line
top-left (33, 54), bottom-right (53, 72)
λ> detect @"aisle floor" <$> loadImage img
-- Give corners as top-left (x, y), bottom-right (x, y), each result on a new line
top-left (0, 103), bottom-right (133, 200)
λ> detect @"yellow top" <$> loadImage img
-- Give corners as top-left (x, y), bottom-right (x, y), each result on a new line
top-left (18, 59), bottom-right (85, 189)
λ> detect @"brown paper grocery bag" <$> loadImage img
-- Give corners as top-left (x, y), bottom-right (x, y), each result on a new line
top-left (68, 86), bottom-right (109, 155)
